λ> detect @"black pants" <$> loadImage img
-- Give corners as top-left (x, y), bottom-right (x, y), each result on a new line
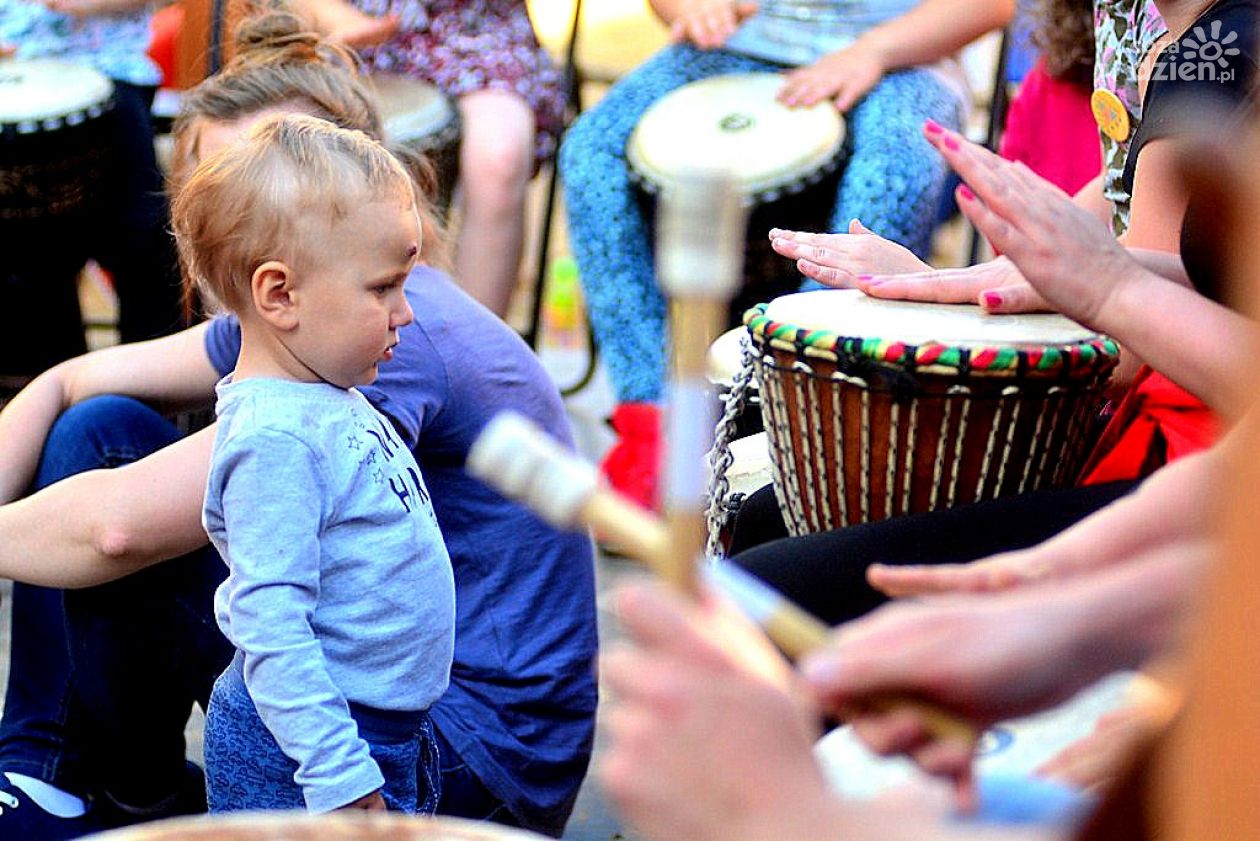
top-left (1, 81), bottom-right (183, 377)
top-left (729, 480), bottom-right (1140, 627)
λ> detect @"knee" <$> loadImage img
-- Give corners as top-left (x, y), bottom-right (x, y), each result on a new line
top-left (460, 132), bottom-right (532, 204)
top-left (37, 396), bottom-right (179, 486)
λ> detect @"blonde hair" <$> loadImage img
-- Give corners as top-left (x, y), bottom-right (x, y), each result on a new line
top-left (171, 8), bottom-right (449, 316)
top-left (171, 113), bottom-right (416, 315)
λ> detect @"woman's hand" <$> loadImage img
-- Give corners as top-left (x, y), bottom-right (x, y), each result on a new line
top-left (668, 0), bottom-right (758, 50)
top-left (769, 220), bottom-right (931, 287)
top-left (778, 42), bottom-right (886, 112)
top-left (921, 120), bottom-right (1144, 330)
top-left (858, 256), bottom-right (1054, 314)
top-left (867, 546), bottom-right (1060, 598)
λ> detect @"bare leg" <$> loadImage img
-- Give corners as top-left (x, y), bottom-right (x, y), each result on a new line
top-left (453, 90), bottom-right (535, 317)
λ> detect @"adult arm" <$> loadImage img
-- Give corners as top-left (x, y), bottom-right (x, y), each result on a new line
top-left (929, 124), bottom-right (1255, 415)
top-left (871, 445), bottom-right (1222, 596)
top-left (604, 583), bottom-right (1061, 841)
top-left (0, 426), bottom-right (215, 587)
top-left (778, 0), bottom-right (1015, 111)
top-left (0, 323), bottom-right (221, 504)
top-left (803, 542), bottom-right (1205, 780)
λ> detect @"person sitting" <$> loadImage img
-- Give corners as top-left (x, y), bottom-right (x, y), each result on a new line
top-left (351, 0), bottom-right (567, 318)
top-left (559, 0), bottom-right (1016, 510)
top-left (0, 13), bottom-right (596, 838)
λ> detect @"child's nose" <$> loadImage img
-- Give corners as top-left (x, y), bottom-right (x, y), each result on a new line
top-left (393, 295), bottom-right (415, 328)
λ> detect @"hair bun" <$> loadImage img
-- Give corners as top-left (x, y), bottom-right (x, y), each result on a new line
top-left (231, 6), bottom-right (361, 73)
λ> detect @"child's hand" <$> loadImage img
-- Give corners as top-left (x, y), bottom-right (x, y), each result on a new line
top-left (669, 0), bottom-right (758, 50)
top-left (777, 43), bottom-right (885, 112)
top-left (341, 790), bottom-right (386, 810)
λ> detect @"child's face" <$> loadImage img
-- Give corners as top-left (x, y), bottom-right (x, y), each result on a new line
top-left (288, 197), bottom-right (420, 388)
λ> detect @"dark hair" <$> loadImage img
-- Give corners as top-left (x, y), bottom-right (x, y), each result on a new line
top-left (1027, 0), bottom-right (1095, 87)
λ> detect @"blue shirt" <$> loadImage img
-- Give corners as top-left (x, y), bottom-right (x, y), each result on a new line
top-left (205, 267), bottom-right (599, 833)
top-left (206, 377), bottom-right (455, 812)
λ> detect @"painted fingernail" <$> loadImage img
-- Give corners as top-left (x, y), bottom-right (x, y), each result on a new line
top-left (982, 291), bottom-right (1002, 308)
top-left (958, 184), bottom-right (976, 202)
top-left (924, 118), bottom-right (943, 134)
top-left (943, 134), bottom-right (960, 151)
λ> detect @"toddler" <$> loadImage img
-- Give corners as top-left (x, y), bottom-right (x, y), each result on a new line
top-left (171, 112), bottom-right (455, 813)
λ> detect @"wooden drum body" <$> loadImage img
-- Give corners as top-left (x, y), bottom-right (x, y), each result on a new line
top-left (746, 290), bottom-right (1119, 535)
top-left (628, 72), bottom-right (847, 318)
top-left (0, 58), bottom-right (115, 223)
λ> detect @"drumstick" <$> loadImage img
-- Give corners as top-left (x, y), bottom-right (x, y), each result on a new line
top-left (466, 411), bottom-right (979, 751)
top-left (655, 170), bottom-right (748, 595)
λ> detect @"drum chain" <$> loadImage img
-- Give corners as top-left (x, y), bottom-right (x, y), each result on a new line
top-left (705, 334), bottom-right (758, 559)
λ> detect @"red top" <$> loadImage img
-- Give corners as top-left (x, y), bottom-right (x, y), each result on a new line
top-left (999, 58), bottom-right (1102, 196)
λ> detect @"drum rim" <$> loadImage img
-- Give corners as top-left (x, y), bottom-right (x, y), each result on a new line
top-left (743, 302), bottom-right (1120, 379)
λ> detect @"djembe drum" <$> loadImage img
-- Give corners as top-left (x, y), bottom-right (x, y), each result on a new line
top-left (745, 290), bottom-right (1119, 535)
top-left (83, 811), bottom-right (549, 840)
top-left (0, 58), bottom-right (116, 379)
top-left (371, 74), bottom-right (461, 216)
top-left (0, 58), bottom-right (115, 223)
top-left (628, 72), bottom-right (847, 319)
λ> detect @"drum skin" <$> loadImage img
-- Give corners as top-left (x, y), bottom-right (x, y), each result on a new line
top-left (628, 73), bottom-right (849, 320)
top-left (82, 812), bottom-right (549, 840)
top-left (746, 291), bottom-right (1120, 534)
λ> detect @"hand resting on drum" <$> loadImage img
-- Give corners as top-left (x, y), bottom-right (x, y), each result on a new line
top-left (919, 122), bottom-right (1258, 416)
top-left (768, 219), bottom-right (933, 286)
top-left (778, 43), bottom-right (887, 112)
top-left (658, 0), bottom-right (759, 51)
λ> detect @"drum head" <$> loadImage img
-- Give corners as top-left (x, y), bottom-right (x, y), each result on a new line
top-left (372, 74), bottom-right (459, 150)
top-left (628, 72), bottom-right (845, 200)
top-left (83, 812), bottom-right (549, 840)
top-left (763, 289), bottom-right (1106, 350)
top-left (0, 59), bottom-right (113, 129)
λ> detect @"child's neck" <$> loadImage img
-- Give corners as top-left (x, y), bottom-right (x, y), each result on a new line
top-left (232, 318), bottom-right (324, 385)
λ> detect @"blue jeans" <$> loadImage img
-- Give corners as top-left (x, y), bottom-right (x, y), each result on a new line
top-left (205, 656), bottom-right (440, 813)
top-left (0, 396), bottom-right (232, 807)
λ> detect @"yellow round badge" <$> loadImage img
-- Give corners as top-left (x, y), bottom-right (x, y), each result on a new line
top-left (1091, 88), bottom-right (1131, 143)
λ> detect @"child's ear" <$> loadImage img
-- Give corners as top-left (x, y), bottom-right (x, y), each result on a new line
top-left (251, 261), bottom-right (299, 330)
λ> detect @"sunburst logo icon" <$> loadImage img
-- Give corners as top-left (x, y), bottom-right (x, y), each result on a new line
top-left (1181, 20), bottom-right (1240, 67)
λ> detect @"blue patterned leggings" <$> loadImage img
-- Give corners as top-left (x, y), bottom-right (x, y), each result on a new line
top-left (559, 44), bottom-right (964, 404)
top-left (204, 659), bottom-right (441, 813)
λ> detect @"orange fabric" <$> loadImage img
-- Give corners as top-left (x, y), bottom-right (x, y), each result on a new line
top-left (1080, 367), bottom-right (1219, 485)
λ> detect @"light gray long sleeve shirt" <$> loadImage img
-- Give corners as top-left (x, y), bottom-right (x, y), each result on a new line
top-left (205, 376), bottom-right (455, 812)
